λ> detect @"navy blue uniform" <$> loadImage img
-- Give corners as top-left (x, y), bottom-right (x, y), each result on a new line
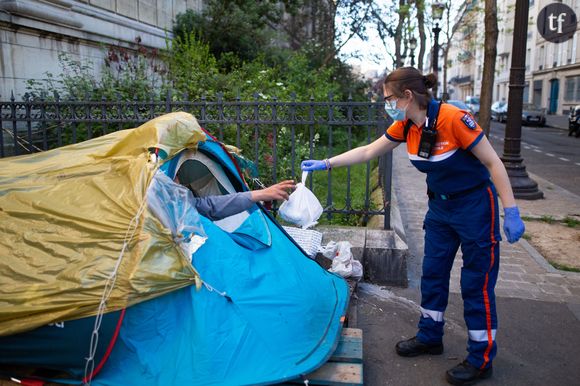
top-left (386, 102), bottom-right (500, 370)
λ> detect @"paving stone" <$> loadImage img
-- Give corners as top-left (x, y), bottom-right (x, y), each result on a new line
top-left (538, 283), bottom-right (572, 296)
top-left (499, 272), bottom-right (524, 282)
top-left (567, 286), bottom-right (580, 297)
top-left (500, 264), bottom-right (526, 273)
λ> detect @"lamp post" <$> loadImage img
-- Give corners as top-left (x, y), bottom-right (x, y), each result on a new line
top-left (432, 2), bottom-right (445, 98)
top-left (409, 37), bottom-right (417, 67)
top-left (502, 0), bottom-right (543, 199)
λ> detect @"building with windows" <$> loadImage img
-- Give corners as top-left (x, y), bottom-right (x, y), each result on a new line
top-left (445, 0), bottom-right (580, 115)
top-left (530, 0), bottom-right (580, 114)
top-left (0, 0), bottom-right (203, 98)
top-left (444, 0), bottom-right (483, 102)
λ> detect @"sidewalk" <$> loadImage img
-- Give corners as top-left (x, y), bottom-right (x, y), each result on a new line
top-left (355, 145), bottom-right (580, 385)
top-left (545, 114), bottom-right (569, 130)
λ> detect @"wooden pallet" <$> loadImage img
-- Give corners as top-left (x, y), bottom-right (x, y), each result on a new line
top-left (282, 327), bottom-right (363, 386)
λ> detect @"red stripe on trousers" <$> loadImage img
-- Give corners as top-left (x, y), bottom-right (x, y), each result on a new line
top-left (481, 187), bottom-right (496, 369)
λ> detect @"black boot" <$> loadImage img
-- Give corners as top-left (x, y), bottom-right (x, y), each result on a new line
top-left (395, 336), bottom-right (443, 357)
top-left (446, 360), bottom-right (493, 385)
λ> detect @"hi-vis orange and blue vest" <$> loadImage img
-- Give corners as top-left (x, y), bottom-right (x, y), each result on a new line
top-left (385, 101), bottom-right (489, 195)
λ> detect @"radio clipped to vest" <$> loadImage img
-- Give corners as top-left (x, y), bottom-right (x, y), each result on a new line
top-left (403, 99), bottom-right (442, 159)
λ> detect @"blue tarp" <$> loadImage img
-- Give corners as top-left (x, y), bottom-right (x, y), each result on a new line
top-left (93, 138), bottom-right (349, 385)
top-left (0, 134), bottom-right (349, 385)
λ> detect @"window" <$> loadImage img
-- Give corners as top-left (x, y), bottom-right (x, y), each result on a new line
top-left (565, 77), bottom-right (576, 101)
top-left (573, 33), bottom-right (578, 65)
top-left (539, 45), bottom-right (545, 70)
top-left (576, 77), bottom-right (580, 101)
top-left (526, 48), bottom-right (531, 72)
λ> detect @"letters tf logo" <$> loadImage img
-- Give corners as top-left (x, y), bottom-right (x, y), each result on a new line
top-left (549, 12), bottom-right (567, 34)
top-left (538, 4), bottom-right (577, 43)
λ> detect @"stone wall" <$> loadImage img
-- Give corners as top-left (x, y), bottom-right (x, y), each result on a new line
top-left (0, 0), bottom-right (203, 98)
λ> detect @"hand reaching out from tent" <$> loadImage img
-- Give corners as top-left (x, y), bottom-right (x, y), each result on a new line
top-left (251, 180), bottom-right (296, 202)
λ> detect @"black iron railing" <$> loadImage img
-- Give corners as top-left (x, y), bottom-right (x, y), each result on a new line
top-left (0, 92), bottom-right (392, 228)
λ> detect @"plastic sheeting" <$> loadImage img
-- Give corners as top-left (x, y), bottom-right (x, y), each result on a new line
top-left (93, 211), bottom-right (349, 386)
top-left (0, 112), bottom-right (206, 335)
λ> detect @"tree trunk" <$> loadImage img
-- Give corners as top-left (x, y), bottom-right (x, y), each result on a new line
top-left (394, 0), bottom-right (406, 68)
top-left (480, 0), bottom-right (498, 135)
top-left (416, 0), bottom-right (426, 70)
top-left (442, 47), bottom-right (449, 99)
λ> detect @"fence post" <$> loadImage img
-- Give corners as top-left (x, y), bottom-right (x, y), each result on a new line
top-left (378, 101), bottom-right (392, 230)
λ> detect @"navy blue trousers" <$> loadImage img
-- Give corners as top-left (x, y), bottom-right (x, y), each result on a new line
top-left (417, 183), bottom-right (501, 370)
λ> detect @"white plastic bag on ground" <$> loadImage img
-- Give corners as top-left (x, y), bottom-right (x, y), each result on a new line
top-left (278, 171), bottom-right (323, 229)
top-left (320, 241), bottom-right (363, 280)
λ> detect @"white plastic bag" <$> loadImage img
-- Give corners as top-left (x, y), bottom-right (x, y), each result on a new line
top-left (278, 171), bottom-right (323, 229)
top-left (322, 241), bottom-right (363, 280)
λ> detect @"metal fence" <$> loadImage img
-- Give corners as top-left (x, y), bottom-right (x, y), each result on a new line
top-left (0, 92), bottom-right (393, 228)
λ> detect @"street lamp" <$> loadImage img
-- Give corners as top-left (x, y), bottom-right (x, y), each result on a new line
top-left (432, 2), bottom-right (445, 98)
top-left (409, 37), bottom-right (417, 67)
top-left (502, 0), bottom-right (543, 199)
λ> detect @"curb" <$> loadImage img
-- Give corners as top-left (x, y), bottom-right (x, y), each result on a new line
top-left (519, 238), bottom-right (580, 277)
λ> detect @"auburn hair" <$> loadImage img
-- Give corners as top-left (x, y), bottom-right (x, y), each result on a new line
top-left (383, 67), bottom-right (437, 110)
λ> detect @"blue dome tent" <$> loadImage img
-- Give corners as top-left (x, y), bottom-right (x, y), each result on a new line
top-left (0, 113), bottom-right (349, 385)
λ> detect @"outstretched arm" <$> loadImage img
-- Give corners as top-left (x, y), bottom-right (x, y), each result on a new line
top-left (193, 180), bottom-right (296, 221)
top-left (250, 180), bottom-right (296, 202)
top-left (302, 135), bottom-right (399, 171)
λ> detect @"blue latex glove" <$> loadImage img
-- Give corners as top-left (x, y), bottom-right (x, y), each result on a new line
top-left (301, 159), bottom-right (328, 171)
top-left (503, 206), bottom-right (525, 243)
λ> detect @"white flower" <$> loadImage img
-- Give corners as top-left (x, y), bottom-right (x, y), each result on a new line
top-left (276, 82), bottom-right (283, 86)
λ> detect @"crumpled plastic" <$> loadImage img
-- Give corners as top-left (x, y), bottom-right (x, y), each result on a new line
top-left (320, 241), bottom-right (363, 280)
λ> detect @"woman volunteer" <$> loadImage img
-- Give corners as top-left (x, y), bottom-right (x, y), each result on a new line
top-left (301, 67), bottom-right (525, 386)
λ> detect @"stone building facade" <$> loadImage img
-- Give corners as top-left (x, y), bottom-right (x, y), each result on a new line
top-left (0, 0), bottom-right (203, 98)
top-left (445, 0), bottom-right (580, 115)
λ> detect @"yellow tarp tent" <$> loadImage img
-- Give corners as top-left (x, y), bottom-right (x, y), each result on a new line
top-left (0, 112), bottom-right (206, 336)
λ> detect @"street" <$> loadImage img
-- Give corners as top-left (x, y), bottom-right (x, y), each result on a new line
top-left (488, 121), bottom-right (580, 196)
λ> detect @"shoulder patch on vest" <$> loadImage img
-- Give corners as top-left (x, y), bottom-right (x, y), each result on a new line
top-left (461, 113), bottom-right (477, 130)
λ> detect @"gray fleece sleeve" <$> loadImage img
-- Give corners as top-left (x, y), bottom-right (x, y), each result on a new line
top-left (192, 191), bottom-right (254, 221)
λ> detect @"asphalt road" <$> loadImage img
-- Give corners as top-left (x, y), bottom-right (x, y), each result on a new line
top-left (488, 121), bottom-right (580, 196)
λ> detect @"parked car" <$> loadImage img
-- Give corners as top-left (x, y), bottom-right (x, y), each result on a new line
top-left (491, 100), bottom-right (508, 122)
top-left (521, 103), bottom-right (546, 126)
top-left (465, 96), bottom-right (480, 118)
top-left (446, 99), bottom-right (475, 116)
top-left (569, 104), bottom-right (580, 137)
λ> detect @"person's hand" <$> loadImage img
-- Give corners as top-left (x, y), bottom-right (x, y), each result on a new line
top-left (251, 180), bottom-right (296, 202)
top-left (503, 206), bottom-right (525, 243)
top-left (301, 159), bottom-right (329, 171)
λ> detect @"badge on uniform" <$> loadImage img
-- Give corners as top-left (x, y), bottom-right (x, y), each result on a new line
top-left (461, 113), bottom-right (477, 130)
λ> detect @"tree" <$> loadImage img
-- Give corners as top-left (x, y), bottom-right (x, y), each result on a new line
top-left (173, 1), bottom-right (301, 64)
top-left (415, 0), bottom-right (427, 70)
top-left (479, 0), bottom-right (498, 135)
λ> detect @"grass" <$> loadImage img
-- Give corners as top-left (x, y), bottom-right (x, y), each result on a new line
top-left (563, 216), bottom-right (580, 228)
top-left (547, 261), bottom-right (580, 273)
top-left (521, 233), bottom-right (532, 241)
top-left (521, 215), bottom-right (580, 228)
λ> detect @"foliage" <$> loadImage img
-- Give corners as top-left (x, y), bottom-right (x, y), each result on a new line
top-left (173, 1), bottom-right (301, 64)
top-left (26, 38), bottom-right (166, 102)
top-left (22, 5), bottom-right (380, 226)
top-left (563, 217), bottom-right (580, 228)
